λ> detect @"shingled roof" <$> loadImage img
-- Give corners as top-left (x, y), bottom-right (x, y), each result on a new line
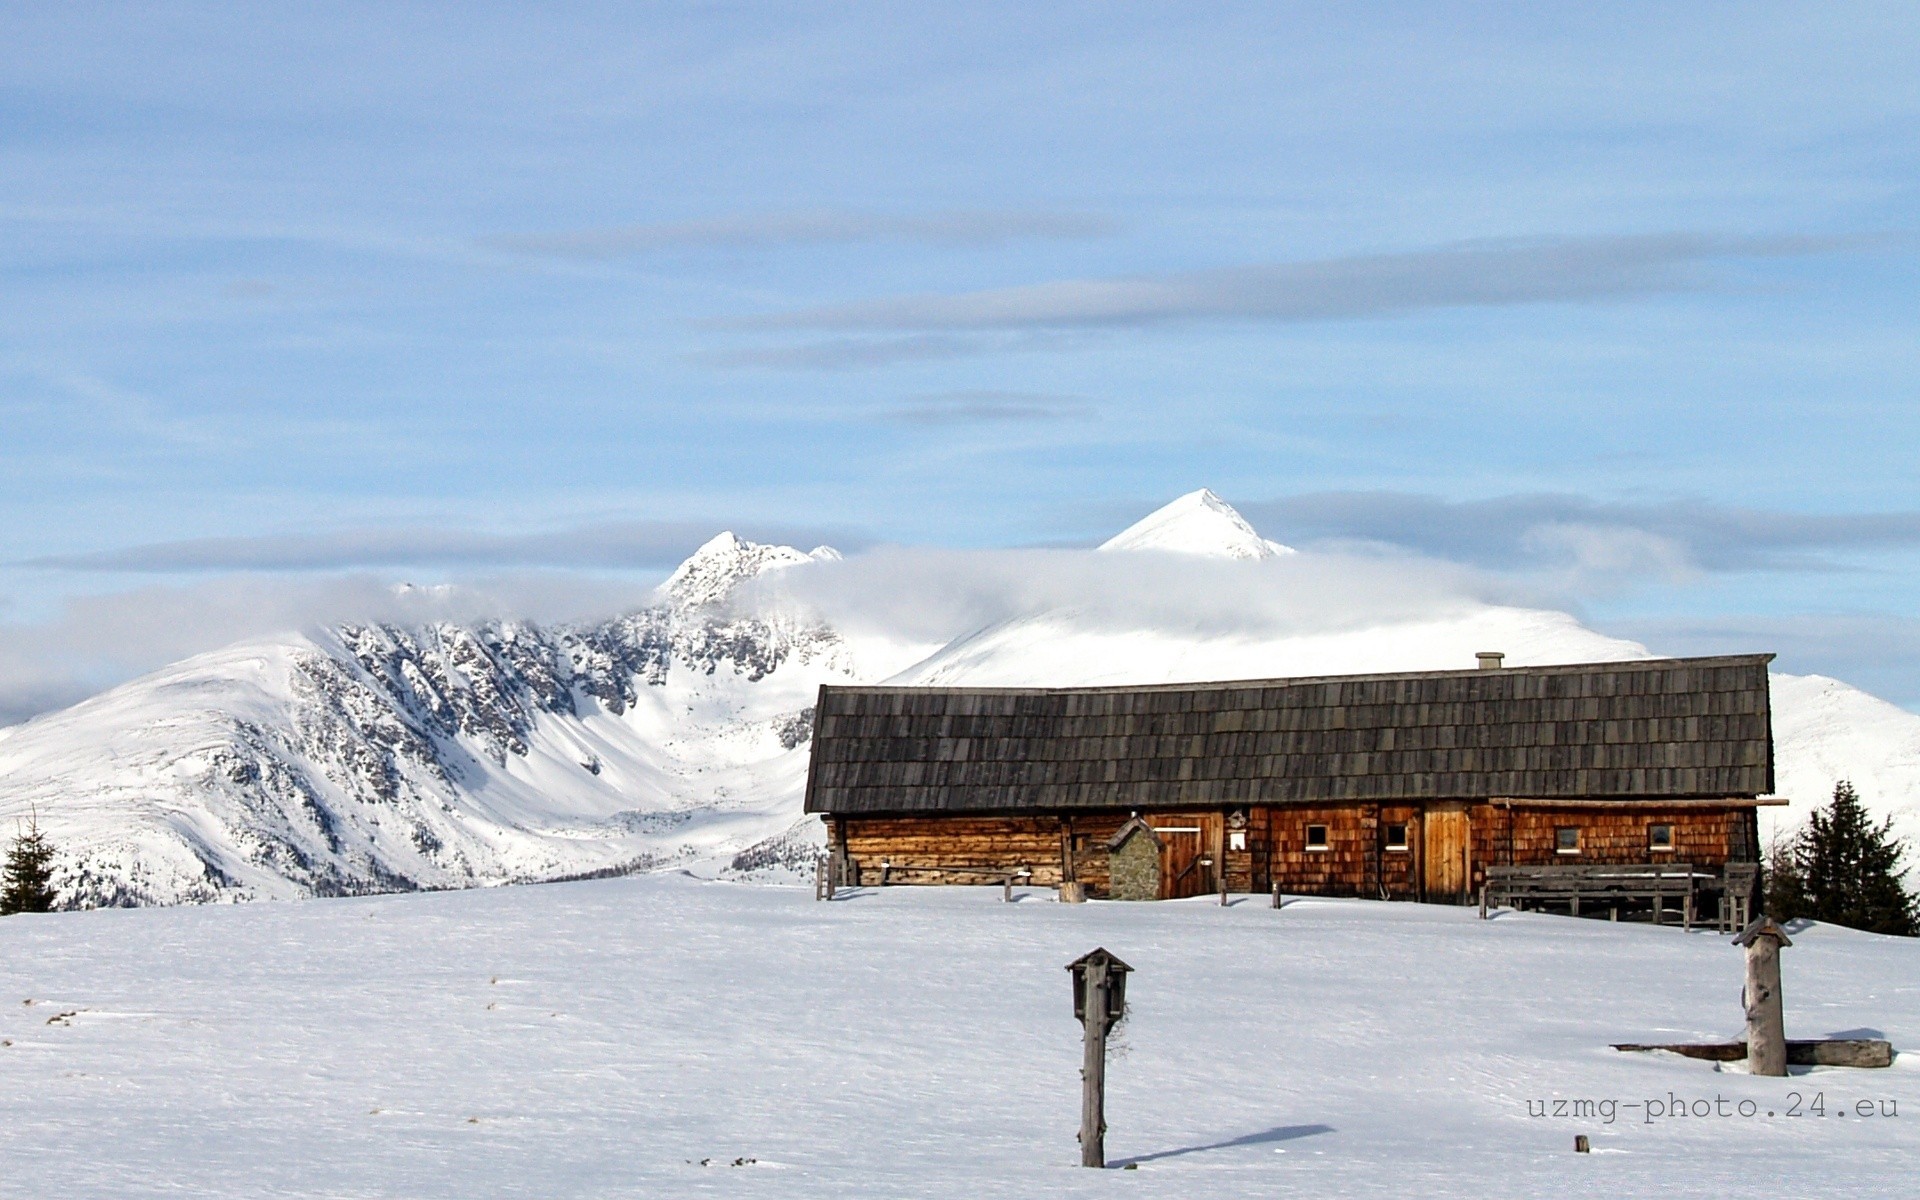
top-left (802, 655), bottom-right (1775, 815)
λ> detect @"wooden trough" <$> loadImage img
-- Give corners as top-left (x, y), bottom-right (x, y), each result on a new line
top-left (1612, 1039), bottom-right (1894, 1068)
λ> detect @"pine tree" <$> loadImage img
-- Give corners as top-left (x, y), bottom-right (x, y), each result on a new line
top-left (1795, 781), bottom-right (1917, 937)
top-left (0, 812), bottom-right (59, 915)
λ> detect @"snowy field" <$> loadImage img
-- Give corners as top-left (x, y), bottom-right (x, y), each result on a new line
top-left (1, 876), bottom-right (1915, 1199)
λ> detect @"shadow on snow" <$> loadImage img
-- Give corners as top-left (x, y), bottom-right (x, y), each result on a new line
top-left (1113, 1122), bottom-right (1335, 1167)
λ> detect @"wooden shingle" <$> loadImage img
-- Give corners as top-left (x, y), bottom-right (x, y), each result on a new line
top-left (801, 655), bottom-right (1775, 815)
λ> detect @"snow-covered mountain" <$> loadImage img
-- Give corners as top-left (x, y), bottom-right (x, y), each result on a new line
top-left (4, 490), bottom-right (1918, 906)
top-left (0, 533), bottom-right (933, 906)
top-left (1098, 487), bottom-right (1295, 559)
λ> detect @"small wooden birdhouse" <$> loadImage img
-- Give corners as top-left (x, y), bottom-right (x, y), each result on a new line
top-left (1732, 914), bottom-right (1793, 948)
top-left (1066, 947), bottom-right (1132, 1031)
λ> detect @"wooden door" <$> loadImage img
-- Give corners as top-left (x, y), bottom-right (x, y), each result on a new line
top-left (1149, 813), bottom-right (1221, 899)
top-left (1422, 804), bottom-right (1471, 903)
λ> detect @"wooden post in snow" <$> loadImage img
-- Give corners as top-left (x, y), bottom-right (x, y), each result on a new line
top-left (1734, 915), bottom-right (1793, 1077)
top-left (1067, 948), bottom-right (1132, 1168)
top-left (1080, 960), bottom-right (1109, 1167)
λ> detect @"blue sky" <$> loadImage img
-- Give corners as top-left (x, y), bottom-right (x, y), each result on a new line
top-left (3, 3), bottom-right (1920, 714)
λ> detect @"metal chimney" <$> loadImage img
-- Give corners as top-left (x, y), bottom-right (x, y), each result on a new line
top-left (1476, 651), bottom-right (1505, 670)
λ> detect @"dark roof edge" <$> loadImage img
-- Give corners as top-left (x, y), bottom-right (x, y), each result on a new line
top-left (818, 653), bottom-right (1776, 699)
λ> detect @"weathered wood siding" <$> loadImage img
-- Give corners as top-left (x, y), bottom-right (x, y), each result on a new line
top-left (1486, 806), bottom-right (1748, 868)
top-left (1264, 805), bottom-right (1375, 897)
top-left (832, 803), bottom-right (1754, 901)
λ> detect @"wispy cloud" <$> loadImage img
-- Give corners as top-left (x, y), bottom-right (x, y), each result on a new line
top-left (694, 334), bottom-right (1000, 370)
top-left (23, 520), bottom-right (860, 574)
top-left (722, 234), bottom-right (1855, 332)
top-left (1239, 491), bottom-right (1920, 576)
top-left (877, 391), bottom-right (1097, 425)
top-left (692, 329), bottom-right (1098, 370)
top-left (488, 209), bottom-right (1118, 259)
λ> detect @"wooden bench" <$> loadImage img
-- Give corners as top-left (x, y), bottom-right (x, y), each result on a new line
top-left (1480, 863), bottom-right (1730, 928)
top-left (875, 861), bottom-right (1033, 900)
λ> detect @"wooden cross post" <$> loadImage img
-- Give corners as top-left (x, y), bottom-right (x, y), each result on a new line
top-left (1734, 915), bottom-right (1793, 1077)
top-left (1080, 958), bottom-right (1109, 1167)
top-left (1067, 948), bottom-right (1132, 1168)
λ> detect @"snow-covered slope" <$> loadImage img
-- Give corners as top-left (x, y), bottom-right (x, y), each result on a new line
top-left (2, 876), bottom-right (1915, 1197)
top-left (5, 490), bottom-right (1919, 906)
top-left (1767, 673), bottom-right (1920, 849)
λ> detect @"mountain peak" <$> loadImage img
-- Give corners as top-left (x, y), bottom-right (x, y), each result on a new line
top-left (661, 532), bottom-right (828, 608)
top-left (1097, 489), bottom-right (1296, 560)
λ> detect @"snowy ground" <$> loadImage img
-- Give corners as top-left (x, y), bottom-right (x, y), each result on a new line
top-left (1, 876), bottom-right (1914, 1198)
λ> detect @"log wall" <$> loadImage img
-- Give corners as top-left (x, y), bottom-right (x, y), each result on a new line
top-left (836, 813), bottom-right (1129, 890)
top-left (830, 803), bottom-right (1753, 900)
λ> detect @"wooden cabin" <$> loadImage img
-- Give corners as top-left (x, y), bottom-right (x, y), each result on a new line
top-left (802, 654), bottom-right (1778, 905)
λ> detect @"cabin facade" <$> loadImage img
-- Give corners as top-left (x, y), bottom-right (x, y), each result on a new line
top-left (802, 655), bottom-right (1776, 905)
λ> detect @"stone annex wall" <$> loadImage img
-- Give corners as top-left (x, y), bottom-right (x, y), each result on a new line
top-left (1107, 831), bottom-right (1160, 901)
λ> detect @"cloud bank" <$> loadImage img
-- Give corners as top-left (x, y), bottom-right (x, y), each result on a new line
top-left (10, 487), bottom-right (1920, 726)
top-left (749, 544), bottom-right (1507, 648)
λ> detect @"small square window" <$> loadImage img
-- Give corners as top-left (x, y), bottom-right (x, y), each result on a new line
top-left (1305, 824), bottom-right (1329, 851)
top-left (1648, 824), bottom-right (1674, 852)
top-left (1555, 827), bottom-right (1581, 854)
top-left (1384, 823), bottom-right (1409, 851)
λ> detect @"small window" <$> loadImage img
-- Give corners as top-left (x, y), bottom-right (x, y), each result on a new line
top-left (1305, 824), bottom-right (1330, 851)
top-left (1384, 823), bottom-right (1409, 851)
top-left (1555, 827), bottom-right (1581, 855)
top-left (1648, 824), bottom-right (1674, 852)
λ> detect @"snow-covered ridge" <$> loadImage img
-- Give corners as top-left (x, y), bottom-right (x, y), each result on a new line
top-left (5, 491), bottom-right (1918, 906)
top-left (660, 530), bottom-right (838, 609)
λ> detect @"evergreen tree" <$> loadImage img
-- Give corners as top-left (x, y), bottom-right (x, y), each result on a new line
top-left (1762, 827), bottom-right (1809, 921)
top-left (0, 812), bottom-right (58, 915)
top-left (1795, 781), bottom-right (1917, 937)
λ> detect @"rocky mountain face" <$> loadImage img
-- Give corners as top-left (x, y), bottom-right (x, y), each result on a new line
top-left (6, 490), bottom-right (1920, 906)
